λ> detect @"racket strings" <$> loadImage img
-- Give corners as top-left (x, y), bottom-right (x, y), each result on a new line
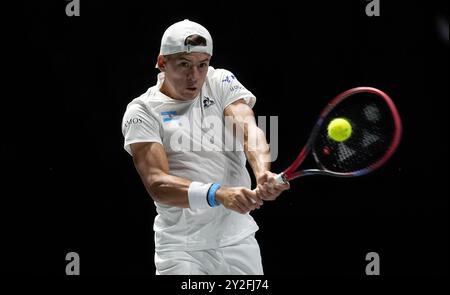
top-left (314, 94), bottom-right (395, 173)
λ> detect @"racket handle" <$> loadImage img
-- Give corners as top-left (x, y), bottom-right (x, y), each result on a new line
top-left (274, 173), bottom-right (287, 184)
top-left (251, 173), bottom-right (286, 203)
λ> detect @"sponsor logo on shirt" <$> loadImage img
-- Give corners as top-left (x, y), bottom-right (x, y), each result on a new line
top-left (221, 75), bottom-right (236, 83)
top-left (203, 96), bottom-right (215, 108)
top-left (229, 85), bottom-right (244, 92)
top-left (222, 75), bottom-right (244, 92)
top-left (123, 117), bottom-right (143, 128)
top-left (161, 111), bottom-right (178, 122)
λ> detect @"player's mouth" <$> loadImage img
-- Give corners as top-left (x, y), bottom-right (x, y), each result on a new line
top-left (186, 87), bottom-right (197, 92)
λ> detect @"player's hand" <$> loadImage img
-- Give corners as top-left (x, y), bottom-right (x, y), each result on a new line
top-left (255, 171), bottom-right (290, 201)
top-left (215, 186), bottom-right (263, 214)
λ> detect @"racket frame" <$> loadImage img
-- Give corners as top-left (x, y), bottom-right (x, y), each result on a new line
top-left (275, 87), bottom-right (402, 184)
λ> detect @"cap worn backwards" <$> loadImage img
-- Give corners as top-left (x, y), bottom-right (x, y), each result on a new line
top-left (159, 19), bottom-right (213, 56)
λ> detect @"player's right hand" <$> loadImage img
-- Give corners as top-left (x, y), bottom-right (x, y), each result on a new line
top-left (255, 171), bottom-right (290, 201)
top-left (215, 187), bottom-right (263, 214)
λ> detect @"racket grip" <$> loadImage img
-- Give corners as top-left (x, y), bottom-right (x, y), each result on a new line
top-left (274, 173), bottom-right (287, 184)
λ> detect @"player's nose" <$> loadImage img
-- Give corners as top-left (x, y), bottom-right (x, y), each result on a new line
top-left (187, 66), bottom-right (202, 80)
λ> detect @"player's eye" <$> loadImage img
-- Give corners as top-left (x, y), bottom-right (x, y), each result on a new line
top-left (179, 62), bottom-right (191, 68)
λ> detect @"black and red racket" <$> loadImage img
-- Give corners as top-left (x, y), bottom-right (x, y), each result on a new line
top-left (274, 87), bottom-right (402, 184)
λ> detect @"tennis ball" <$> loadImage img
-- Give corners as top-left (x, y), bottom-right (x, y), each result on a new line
top-left (327, 118), bottom-right (352, 142)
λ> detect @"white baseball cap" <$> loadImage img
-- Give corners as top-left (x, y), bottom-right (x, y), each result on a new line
top-left (159, 19), bottom-right (213, 56)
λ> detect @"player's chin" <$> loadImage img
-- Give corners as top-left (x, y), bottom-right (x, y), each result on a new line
top-left (183, 87), bottom-right (199, 98)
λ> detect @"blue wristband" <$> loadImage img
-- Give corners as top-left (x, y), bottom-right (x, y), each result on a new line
top-left (207, 183), bottom-right (221, 207)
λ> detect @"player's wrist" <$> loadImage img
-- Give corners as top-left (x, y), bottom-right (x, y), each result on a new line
top-left (207, 183), bottom-right (221, 207)
top-left (254, 170), bottom-right (268, 182)
top-left (188, 182), bottom-right (222, 209)
top-left (188, 181), bottom-right (211, 209)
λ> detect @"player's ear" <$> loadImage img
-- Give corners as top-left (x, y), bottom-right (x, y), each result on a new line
top-left (156, 55), bottom-right (166, 71)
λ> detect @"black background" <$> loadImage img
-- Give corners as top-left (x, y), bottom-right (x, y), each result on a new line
top-left (1, 0), bottom-right (448, 279)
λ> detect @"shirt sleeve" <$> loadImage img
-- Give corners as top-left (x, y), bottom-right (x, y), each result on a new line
top-left (121, 101), bottom-right (163, 156)
top-left (212, 69), bottom-right (256, 110)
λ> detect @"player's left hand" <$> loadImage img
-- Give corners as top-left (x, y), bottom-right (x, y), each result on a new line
top-left (255, 171), bottom-right (290, 201)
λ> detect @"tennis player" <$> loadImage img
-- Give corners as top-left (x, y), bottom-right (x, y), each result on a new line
top-left (122, 19), bottom-right (289, 275)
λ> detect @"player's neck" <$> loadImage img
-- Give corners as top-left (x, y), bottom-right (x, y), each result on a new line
top-left (159, 81), bottom-right (175, 99)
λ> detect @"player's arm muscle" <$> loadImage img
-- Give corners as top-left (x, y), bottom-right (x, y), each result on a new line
top-left (224, 99), bottom-right (271, 179)
top-left (130, 142), bottom-right (191, 208)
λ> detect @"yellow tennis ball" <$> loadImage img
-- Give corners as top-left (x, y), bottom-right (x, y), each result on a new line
top-left (327, 118), bottom-right (352, 142)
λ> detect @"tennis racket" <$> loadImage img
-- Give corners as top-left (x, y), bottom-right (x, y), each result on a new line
top-left (274, 86), bottom-right (402, 184)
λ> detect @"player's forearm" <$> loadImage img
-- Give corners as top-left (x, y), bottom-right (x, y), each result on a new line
top-left (143, 173), bottom-right (191, 208)
top-left (245, 127), bottom-right (271, 180)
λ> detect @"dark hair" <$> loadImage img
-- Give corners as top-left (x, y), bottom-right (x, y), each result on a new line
top-left (184, 34), bottom-right (207, 46)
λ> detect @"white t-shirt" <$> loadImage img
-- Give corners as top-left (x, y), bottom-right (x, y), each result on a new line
top-left (122, 66), bottom-right (259, 252)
